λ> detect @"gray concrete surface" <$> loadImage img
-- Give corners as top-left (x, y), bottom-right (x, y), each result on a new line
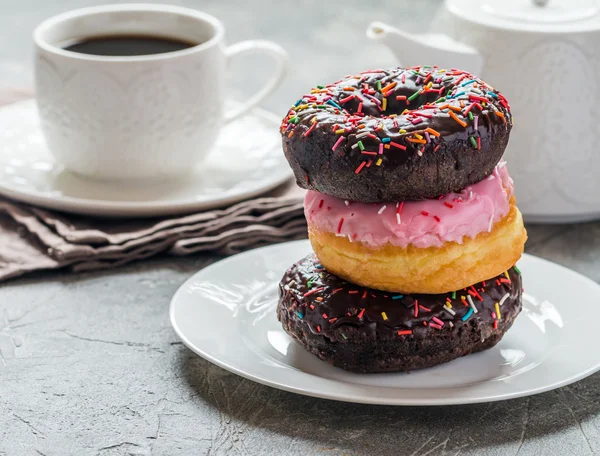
top-left (3, 1), bottom-right (600, 455)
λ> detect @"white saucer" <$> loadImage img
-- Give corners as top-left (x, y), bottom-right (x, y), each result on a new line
top-left (170, 239), bottom-right (600, 406)
top-left (0, 100), bottom-right (292, 217)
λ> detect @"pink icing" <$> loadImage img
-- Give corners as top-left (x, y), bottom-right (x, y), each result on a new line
top-left (304, 163), bottom-right (513, 249)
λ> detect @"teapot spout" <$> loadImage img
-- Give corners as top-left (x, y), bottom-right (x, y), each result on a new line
top-left (366, 21), bottom-right (484, 76)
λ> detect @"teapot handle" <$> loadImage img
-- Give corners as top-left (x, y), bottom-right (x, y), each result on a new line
top-left (366, 21), bottom-right (484, 76)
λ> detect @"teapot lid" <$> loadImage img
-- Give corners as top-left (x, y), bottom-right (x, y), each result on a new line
top-left (446, 0), bottom-right (600, 31)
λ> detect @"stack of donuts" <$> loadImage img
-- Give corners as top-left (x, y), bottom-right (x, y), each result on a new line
top-left (277, 66), bottom-right (527, 373)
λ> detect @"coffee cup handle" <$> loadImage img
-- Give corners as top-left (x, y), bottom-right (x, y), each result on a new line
top-left (224, 40), bottom-right (288, 122)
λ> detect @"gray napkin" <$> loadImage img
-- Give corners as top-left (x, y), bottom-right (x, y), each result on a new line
top-left (0, 91), bottom-right (306, 282)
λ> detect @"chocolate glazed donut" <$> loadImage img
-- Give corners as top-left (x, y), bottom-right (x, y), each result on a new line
top-left (278, 254), bottom-right (523, 373)
top-left (280, 66), bottom-right (513, 202)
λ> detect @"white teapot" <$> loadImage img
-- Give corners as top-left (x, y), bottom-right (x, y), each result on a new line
top-left (367, 0), bottom-right (600, 223)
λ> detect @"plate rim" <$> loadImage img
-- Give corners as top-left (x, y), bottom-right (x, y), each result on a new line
top-left (0, 99), bottom-right (292, 217)
top-left (170, 239), bottom-right (600, 406)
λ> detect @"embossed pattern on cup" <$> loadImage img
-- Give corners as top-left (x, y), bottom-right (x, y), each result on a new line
top-left (33, 4), bottom-right (287, 181)
top-left (35, 50), bottom-right (224, 179)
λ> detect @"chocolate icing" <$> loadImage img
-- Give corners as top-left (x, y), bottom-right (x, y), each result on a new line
top-left (278, 254), bottom-right (522, 342)
top-left (280, 66), bottom-right (513, 202)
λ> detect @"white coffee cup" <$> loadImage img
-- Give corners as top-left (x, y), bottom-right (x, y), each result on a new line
top-left (33, 4), bottom-right (288, 180)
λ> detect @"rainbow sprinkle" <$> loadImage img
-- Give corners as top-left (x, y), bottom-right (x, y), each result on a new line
top-left (462, 308), bottom-right (474, 321)
top-left (443, 305), bottom-right (456, 316)
top-left (467, 295), bottom-right (478, 314)
top-left (280, 66), bottom-right (511, 183)
top-left (286, 246), bottom-right (518, 340)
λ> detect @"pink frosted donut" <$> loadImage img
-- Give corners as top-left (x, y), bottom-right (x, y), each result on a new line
top-left (305, 163), bottom-right (527, 294)
top-left (305, 163), bottom-right (512, 249)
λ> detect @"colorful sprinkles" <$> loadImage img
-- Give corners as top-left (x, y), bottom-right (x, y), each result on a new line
top-left (280, 65), bottom-right (512, 180)
top-left (282, 256), bottom-right (520, 338)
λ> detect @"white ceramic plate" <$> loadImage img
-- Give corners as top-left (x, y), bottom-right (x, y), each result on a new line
top-left (0, 100), bottom-right (292, 217)
top-left (170, 239), bottom-right (600, 406)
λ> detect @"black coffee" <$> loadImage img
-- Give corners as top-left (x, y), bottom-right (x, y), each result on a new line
top-left (63, 35), bottom-right (197, 56)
